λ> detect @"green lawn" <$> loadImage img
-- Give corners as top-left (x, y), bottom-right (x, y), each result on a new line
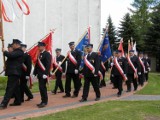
top-left (27, 101), bottom-right (160, 120)
top-left (136, 73), bottom-right (160, 95)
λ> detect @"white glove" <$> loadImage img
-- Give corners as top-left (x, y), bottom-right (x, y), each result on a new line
top-left (111, 74), bottom-right (114, 77)
top-left (26, 76), bottom-right (30, 79)
top-left (148, 67), bottom-right (151, 71)
top-left (111, 63), bottom-right (114, 67)
top-left (94, 75), bottom-right (98, 77)
top-left (43, 74), bottom-right (48, 79)
top-left (75, 69), bottom-right (79, 74)
top-left (50, 72), bottom-right (54, 76)
top-left (62, 73), bottom-right (66, 76)
top-left (58, 62), bottom-right (62, 65)
top-left (145, 71), bottom-right (148, 73)
top-left (92, 69), bottom-right (95, 74)
top-left (138, 72), bottom-right (141, 75)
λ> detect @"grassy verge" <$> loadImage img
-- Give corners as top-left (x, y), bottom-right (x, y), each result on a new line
top-left (26, 101), bottom-right (160, 120)
top-left (136, 73), bottom-right (160, 95)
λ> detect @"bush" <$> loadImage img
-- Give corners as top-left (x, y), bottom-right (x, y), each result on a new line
top-left (0, 76), bottom-right (7, 90)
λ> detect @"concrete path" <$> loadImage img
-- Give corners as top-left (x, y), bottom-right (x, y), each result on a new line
top-left (0, 82), bottom-right (147, 120)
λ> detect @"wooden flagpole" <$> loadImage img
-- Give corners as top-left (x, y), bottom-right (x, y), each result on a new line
top-left (52, 30), bottom-right (88, 74)
top-left (0, 0), bottom-right (6, 68)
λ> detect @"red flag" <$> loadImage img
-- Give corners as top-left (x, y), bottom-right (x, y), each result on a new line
top-left (28, 32), bottom-right (53, 65)
top-left (118, 38), bottom-right (125, 57)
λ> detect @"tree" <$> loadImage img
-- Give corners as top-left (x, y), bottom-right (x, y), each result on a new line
top-left (129, 0), bottom-right (157, 51)
top-left (119, 13), bottom-right (137, 51)
top-left (106, 16), bottom-right (117, 50)
top-left (146, 3), bottom-right (160, 56)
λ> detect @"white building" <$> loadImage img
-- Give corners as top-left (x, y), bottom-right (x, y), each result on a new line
top-left (0, 0), bottom-right (101, 71)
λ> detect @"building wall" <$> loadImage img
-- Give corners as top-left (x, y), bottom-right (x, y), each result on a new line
top-left (0, 0), bottom-right (101, 72)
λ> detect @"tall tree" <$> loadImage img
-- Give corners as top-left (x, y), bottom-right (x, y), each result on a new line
top-left (119, 13), bottom-right (137, 51)
top-left (130, 0), bottom-right (157, 51)
top-left (106, 15), bottom-right (117, 50)
top-left (146, 3), bottom-right (160, 56)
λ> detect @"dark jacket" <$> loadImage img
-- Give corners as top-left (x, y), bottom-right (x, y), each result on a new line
top-left (145, 57), bottom-right (151, 71)
top-left (4, 48), bottom-right (24, 76)
top-left (33, 51), bottom-right (51, 76)
top-left (127, 56), bottom-right (141, 74)
top-left (66, 49), bottom-right (81, 74)
top-left (22, 52), bottom-right (32, 76)
top-left (83, 52), bottom-right (100, 77)
top-left (112, 57), bottom-right (127, 76)
top-left (53, 55), bottom-right (66, 74)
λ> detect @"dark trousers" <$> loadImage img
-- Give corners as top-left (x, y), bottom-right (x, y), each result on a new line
top-left (126, 74), bottom-right (138, 91)
top-left (38, 76), bottom-right (48, 104)
top-left (114, 75), bottom-right (123, 94)
top-left (65, 73), bottom-right (81, 96)
top-left (82, 76), bottom-right (101, 99)
top-left (111, 75), bottom-right (118, 88)
top-left (138, 73), bottom-right (145, 86)
top-left (20, 76), bottom-right (33, 101)
top-left (54, 72), bottom-right (64, 92)
top-left (145, 72), bottom-right (149, 81)
top-left (100, 71), bottom-right (106, 87)
top-left (1, 75), bottom-right (21, 106)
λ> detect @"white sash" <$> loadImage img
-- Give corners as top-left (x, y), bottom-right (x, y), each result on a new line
top-left (139, 57), bottom-right (145, 73)
top-left (127, 56), bottom-right (138, 78)
top-left (84, 55), bottom-right (102, 78)
top-left (53, 57), bottom-right (63, 72)
top-left (22, 63), bottom-right (27, 71)
top-left (101, 62), bottom-right (106, 71)
top-left (37, 57), bottom-right (46, 71)
top-left (68, 51), bottom-right (77, 66)
top-left (114, 57), bottom-right (127, 81)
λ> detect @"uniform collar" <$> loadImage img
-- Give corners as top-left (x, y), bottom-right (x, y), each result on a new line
top-left (40, 49), bottom-right (45, 53)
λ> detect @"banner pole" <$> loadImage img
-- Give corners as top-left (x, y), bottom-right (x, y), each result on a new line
top-left (0, 0), bottom-right (6, 68)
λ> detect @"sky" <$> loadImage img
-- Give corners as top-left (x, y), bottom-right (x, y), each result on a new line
top-left (101, 0), bottom-right (133, 29)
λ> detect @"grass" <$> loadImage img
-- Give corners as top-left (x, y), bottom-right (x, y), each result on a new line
top-left (26, 101), bottom-right (160, 120)
top-left (136, 72), bottom-right (160, 95)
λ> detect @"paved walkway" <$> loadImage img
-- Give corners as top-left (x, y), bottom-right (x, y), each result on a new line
top-left (120, 95), bottom-right (160, 101)
top-left (0, 82), bottom-right (147, 120)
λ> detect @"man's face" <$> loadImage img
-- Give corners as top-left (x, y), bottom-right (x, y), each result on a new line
top-left (8, 47), bottom-right (13, 52)
top-left (139, 54), bottom-right (143, 58)
top-left (21, 47), bottom-right (26, 52)
top-left (69, 45), bottom-right (75, 50)
top-left (12, 43), bottom-right (20, 49)
top-left (86, 47), bottom-right (92, 53)
top-left (118, 52), bottom-right (121, 57)
top-left (56, 51), bottom-right (61, 56)
top-left (115, 53), bottom-right (118, 57)
top-left (38, 46), bottom-right (45, 52)
top-left (129, 52), bottom-right (134, 56)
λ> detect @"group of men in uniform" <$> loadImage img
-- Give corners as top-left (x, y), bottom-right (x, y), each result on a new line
top-left (110, 50), bottom-right (151, 97)
top-left (0, 39), bottom-right (151, 109)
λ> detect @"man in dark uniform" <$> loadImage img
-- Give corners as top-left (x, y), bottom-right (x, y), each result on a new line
top-left (126, 50), bottom-right (141, 92)
top-left (33, 42), bottom-right (51, 108)
top-left (20, 44), bottom-right (33, 102)
top-left (144, 53), bottom-right (151, 81)
top-left (99, 61), bottom-right (108, 88)
top-left (138, 52), bottom-right (147, 86)
top-left (110, 52), bottom-right (117, 89)
top-left (112, 50), bottom-right (127, 97)
top-left (52, 48), bottom-right (65, 94)
top-left (63, 42), bottom-right (81, 98)
top-left (0, 39), bottom-right (24, 109)
top-left (80, 44), bottom-right (101, 102)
